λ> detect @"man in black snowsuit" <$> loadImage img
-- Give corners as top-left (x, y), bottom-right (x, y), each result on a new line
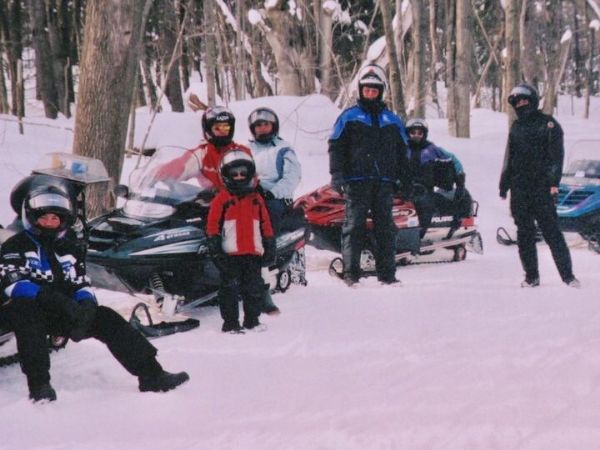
top-left (499, 83), bottom-right (580, 288)
top-left (328, 64), bottom-right (410, 286)
top-left (0, 184), bottom-right (189, 402)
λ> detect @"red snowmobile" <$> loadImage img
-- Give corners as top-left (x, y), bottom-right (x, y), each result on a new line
top-left (295, 185), bottom-right (483, 277)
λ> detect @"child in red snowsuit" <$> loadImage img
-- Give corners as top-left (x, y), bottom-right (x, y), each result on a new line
top-left (206, 150), bottom-right (275, 333)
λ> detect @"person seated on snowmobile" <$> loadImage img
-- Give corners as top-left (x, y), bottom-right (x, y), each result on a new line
top-left (0, 183), bottom-right (189, 402)
top-left (154, 106), bottom-right (253, 190)
top-left (206, 149), bottom-right (275, 334)
top-left (406, 118), bottom-right (472, 239)
top-left (248, 107), bottom-right (302, 236)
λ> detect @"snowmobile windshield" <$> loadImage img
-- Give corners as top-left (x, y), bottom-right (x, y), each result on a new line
top-left (563, 160), bottom-right (600, 179)
top-left (123, 146), bottom-right (214, 219)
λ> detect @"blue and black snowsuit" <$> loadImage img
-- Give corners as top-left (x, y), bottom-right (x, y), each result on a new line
top-left (328, 99), bottom-right (409, 281)
top-left (407, 141), bottom-right (471, 237)
top-left (0, 230), bottom-right (162, 393)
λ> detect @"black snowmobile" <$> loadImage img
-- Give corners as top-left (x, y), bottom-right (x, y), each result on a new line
top-left (85, 146), bottom-right (307, 316)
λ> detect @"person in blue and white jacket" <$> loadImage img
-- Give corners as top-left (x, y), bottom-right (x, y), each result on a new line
top-left (248, 107), bottom-right (302, 236)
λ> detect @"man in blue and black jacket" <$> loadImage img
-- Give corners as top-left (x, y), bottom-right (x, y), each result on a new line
top-left (328, 64), bottom-right (410, 286)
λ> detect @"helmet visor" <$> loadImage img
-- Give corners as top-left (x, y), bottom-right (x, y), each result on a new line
top-left (249, 109), bottom-right (277, 125)
top-left (28, 193), bottom-right (71, 211)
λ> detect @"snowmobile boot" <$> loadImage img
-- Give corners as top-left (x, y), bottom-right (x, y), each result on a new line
top-left (378, 276), bottom-right (402, 286)
top-left (520, 277), bottom-right (540, 288)
top-left (243, 316), bottom-right (267, 332)
top-left (29, 383), bottom-right (57, 403)
top-left (138, 370), bottom-right (190, 393)
top-left (343, 273), bottom-right (359, 287)
top-left (222, 321), bottom-right (245, 334)
top-left (564, 277), bottom-right (581, 288)
top-left (262, 289), bottom-right (280, 315)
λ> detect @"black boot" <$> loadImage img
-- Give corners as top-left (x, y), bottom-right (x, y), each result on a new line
top-left (139, 370), bottom-right (190, 393)
top-left (261, 287), bottom-right (280, 315)
top-left (29, 383), bottom-right (57, 403)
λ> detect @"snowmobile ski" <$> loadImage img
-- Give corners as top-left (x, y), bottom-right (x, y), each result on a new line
top-left (129, 302), bottom-right (200, 339)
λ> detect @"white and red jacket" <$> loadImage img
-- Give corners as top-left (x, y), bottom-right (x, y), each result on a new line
top-left (206, 190), bottom-right (274, 256)
top-left (155, 141), bottom-right (252, 190)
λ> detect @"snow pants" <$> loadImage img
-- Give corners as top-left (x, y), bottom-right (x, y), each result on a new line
top-left (0, 294), bottom-right (158, 389)
top-left (341, 181), bottom-right (397, 280)
top-left (414, 188), bottom-right (473, 238)
top-left (218, 255), bottom-right (264, 327)
top-left (510, 188), bottom-right (574, 281)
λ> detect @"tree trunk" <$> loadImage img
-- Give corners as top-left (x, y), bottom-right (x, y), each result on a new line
top-left (429, 0), bottom-right (442, 117)
top-left (540, 0), bottom-right (561, 115)
top-left (452, 0), bottom-right (470, 137)
top-left (411, 0), bottom-right (427, 118)
top-left (72, 0), bottom-right (149, 217)
top-left (203, 0), bottom-right (217, 105)
top-left (28, 0), bottom-right (59, 118)
top-left (446, 0), bottom-right (457, 128)
top-left (46, 0), bottom-right (72, 117)
top-left (158, 0), bottom-right (184, 112)
top-left (318, 0), bottom-right (334, 99)
top-left (503, 0), bottom-right (521, 123)
top-left (379, 0), bottom-right (405, 117)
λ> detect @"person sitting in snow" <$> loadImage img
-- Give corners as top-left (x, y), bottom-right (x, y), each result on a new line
top-left (206, 150), bottom-right (275, 334)
top-left (405, 118), bottom-right (472, 240)
top-left (0, 183), bottom-right (189, 403)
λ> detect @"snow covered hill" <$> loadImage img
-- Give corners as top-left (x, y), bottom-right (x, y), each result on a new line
top-left (0, 95), bottom-right (600, 449)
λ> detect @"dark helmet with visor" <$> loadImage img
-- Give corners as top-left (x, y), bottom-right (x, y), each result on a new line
top-left (202, 106), bottom-right (236, 147)
top-left (248, 107), bottom-right (279, 143)
top-left (406, 117), bottom-right (429, 143)
top-left (508, 84), bottom-right (539, 110)
top-left (219, 149), bottom-right (257, 195)
top-left (22, 185), bottom-right (75, 237)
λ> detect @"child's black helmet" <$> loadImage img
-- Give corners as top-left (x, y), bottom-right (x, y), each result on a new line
top-left (219, 149), bottom-right (257, 195)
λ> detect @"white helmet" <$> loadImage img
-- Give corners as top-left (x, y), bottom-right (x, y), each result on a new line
top-left (357, 64), bottom-right (387, 101)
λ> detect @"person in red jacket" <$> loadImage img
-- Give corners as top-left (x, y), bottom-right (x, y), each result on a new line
top-left (206, 150), bottom-right (275, 333)
top-left (155, 106), bottom-right (252, 190)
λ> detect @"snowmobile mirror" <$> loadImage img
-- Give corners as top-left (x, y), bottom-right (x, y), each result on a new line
top-left (114, 184), bottom-right (129, 199)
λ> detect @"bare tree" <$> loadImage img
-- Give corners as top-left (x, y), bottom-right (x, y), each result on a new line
top-left (539, 0), bottom-right (563, 115)
top-left (318, 0), bottom-right (335, 98)
top-left (73, 0), bottom-right (150, 216)
top-left (203, 0), bottom-right (217, 105)
top-left (503, 0), bottom-right (521, 123)
top-left (447, 0), bottom-right (471, 137)
top-left (411, 0), bottom-right (427, 118)
top-left (158, 0), bottom-right (185, 112)
top-left (379, 0), bottom-right (405, 117)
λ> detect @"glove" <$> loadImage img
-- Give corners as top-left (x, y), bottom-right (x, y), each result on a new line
top-left (264, 190), bottom-right (275, 201)
top-left (499, 190), bottom-right (507, 199)
top-left (37, 287), bottom-right (96, 342)
top-left (331, 173), bottom-right (346, 195)
top-left (262, 237), bottom-right (276, 267)
top-left (207, 236), bottom-right (223, 258)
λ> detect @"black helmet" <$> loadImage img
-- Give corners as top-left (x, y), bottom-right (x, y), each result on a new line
top-left (248, 107), bottom-right (279, 143)
top-left (406, 117), bottom-right (429, 143)
top-left (22, 184), bottom-right (75, 237)
top-left (357, 64), bottom-right (387, 101)
top-left (219, 149), bottom-right (257, 195)
top-left (202, 106), bottom-right (235, 147)
top-left (508, 84), bottom-right (539, 110)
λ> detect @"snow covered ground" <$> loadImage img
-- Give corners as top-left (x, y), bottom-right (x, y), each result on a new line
top-left (1, 94), bottom-right (600, 449)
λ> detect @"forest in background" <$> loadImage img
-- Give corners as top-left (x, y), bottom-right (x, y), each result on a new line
top-left (1, 0), bottom-right (599, 213)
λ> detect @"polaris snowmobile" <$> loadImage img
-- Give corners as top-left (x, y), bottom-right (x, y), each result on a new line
top-left (295, 184), bottom-right (483, 278)
top-left (85, 146), bottom-right (307, 316)
top-left (496, 139), bottom-right (600, 253)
